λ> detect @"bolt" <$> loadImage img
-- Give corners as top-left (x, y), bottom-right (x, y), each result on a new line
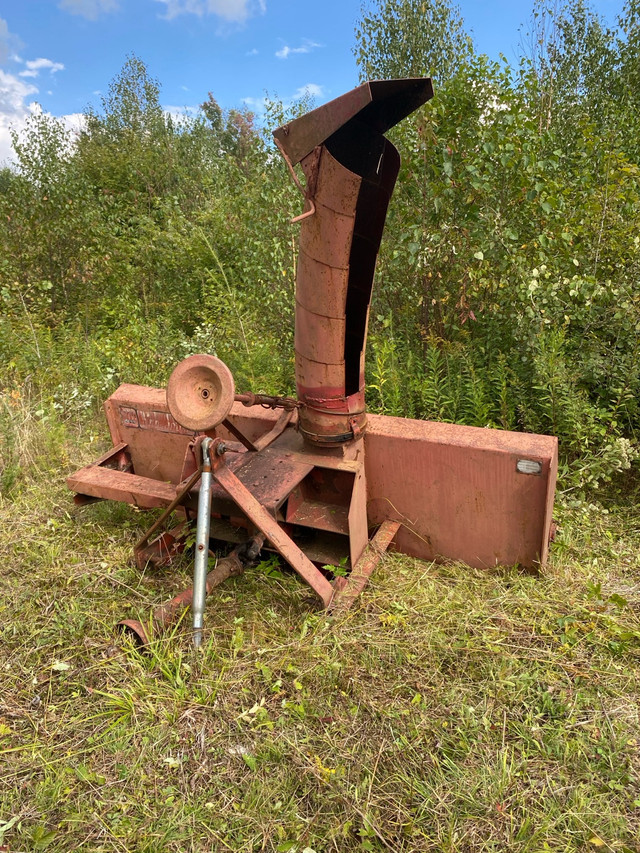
top-left (215, 442), bottom-right (227, 456)
top-left (198, 544), bottom-right (204, 551)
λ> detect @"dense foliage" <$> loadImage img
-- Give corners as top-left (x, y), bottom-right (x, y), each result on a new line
top-left (1, 2), bottom-right (639, 497)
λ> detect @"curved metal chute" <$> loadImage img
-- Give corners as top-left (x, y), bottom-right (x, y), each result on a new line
top-left (274, 78), bottom-right (434, 443)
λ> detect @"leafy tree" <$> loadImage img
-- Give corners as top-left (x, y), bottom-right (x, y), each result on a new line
top-left (89, 53), bottom-right (165, 139)
top-left (616, 0), bottom-right (640, 157)
top-left (0, 167), bottom-right (15, 193)
top-left (200, 93), bottom-right (259, 170)
top-left (354, 0), bottom-right (473, 81)
top-left (354, 0), bottom-right (640, 476)
top-left (521, 0), bottom-right (619, 138)
top-left (78, 54), bottom-right (177, 201)
top-left (2, 111), bottom-right (101, 316)
top-left (1, 27), bottom-right (639, 485)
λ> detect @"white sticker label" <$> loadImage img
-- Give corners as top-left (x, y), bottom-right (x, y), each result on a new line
top-left (517, 459), bottom-right (542, 475)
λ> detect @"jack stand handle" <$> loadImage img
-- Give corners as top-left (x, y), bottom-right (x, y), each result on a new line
top-left (192, 437), bottom-right (213, 648)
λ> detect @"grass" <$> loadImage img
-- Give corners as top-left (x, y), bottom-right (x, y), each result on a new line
top-left (1, 408), bottom-right (640, 852)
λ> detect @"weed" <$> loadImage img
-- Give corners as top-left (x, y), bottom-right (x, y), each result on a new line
top-left (1, 433), bottom-right (640, 850)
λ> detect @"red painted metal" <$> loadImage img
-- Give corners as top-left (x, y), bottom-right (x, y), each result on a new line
top-left (272, 79), bottom-right (434, 167)
top-left (134, 463), bottom-right (204, 551)
top-left (66, 78), bottom-right (559, 630)
top-left (234, 393), bottom-right (300, 410)
top-left (68, 465), bottom-right (177, 509)
top-left (135, 524), bottom-right (190, 571)
top-left (279, 79), bottom-right (434, 444)
top-left (252, 408), bottom-right (296, 451)
top-left (100, 384), bottom-right (284, 485)
top-left (119, 546), bottom-right (250, 645)
top-left (364, 414), bottom-right (557, 569)
top-left (69, 402), bottom-right (557, 573)
top-left (209, 444), bottom-right (314, 516)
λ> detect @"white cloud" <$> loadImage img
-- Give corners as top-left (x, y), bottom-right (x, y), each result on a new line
top-left (19, 58), bottom-right (65, 78)
top-left (294, 83), bottom-right (323, 99)
top-left (0, 17), bottom-right (22, 64)
top-left (241, 83), bottom-right (324, 117)
top-left (0, 70), bottom-right (38, 165)
top-left (275, 39), bottom-right (321, 60)
top-left (58, 0), bottom-right (118, 20)
top-left (246, 48), bottom-right (258, 56)
top-left (58, 111), bottom-right (86, 135)
top-left (0, 21), bottom-right (78, 167)
top-left (240, 95), bottom-right (267, 112)
top-left (0, 70), bottom-right (84, 166)
top-left (155, 0), bottom-right (265, 24)
top-left (0, 71), bottom-right (37, 116)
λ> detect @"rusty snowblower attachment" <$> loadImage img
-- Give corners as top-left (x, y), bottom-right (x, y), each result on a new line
top-left (67, 79), bottom-right (558, 646)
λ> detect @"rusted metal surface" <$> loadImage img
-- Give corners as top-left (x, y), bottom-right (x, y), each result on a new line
top-left (119, 544), bottom-right (253, 646)
top-left (211, 448), bottom-right (336, 607)
top-left (295, 251), bottom-right (349, 318)
top-left (218, 403), bottom-right (283, 445)
top-left (364, 414), bottom-right (558, 570)
top-left (103, 385), bottom-right (194, 485)
top-left (68, 78), bottom-right (560, 625)
top-left (295, 301), bottom-right (346, 362)
top-left (273, 79), bottom-right (434, 167)
top-left (277, 80), bottom-right (434, 444)
top-left (331, 519), bottom-right (401, 612)
top-left (88, 441), bottom-right (132, 471)
top-left (222, 407), bottom-right (296, 454)
top-left (135, 524), bottom-right (189, 571)
top-left (235, 392), bottom-right (301, 410)
top-left (221, 417), bottom-right (259, 451)
top-left (286, 467), bottom-right (354, 535)
top-left (70, 403), bottom-right (556, 575)
top-left (133, 462), bottom-right (204, 554)
top-left (99, 384), bottom-right (285, 486)
top-left (67, 442), bottom-right (132, 505)
top-left (209, 445), bottom-right (313, 515)
top-left (67, 465), bottom-right (177, 508)
top-left (346, 460), bottom-right (368, 568)
top-left (252, 408), bottom-right (295, 451)
top-left (287, 496), bottom-right (350, 535)
top-left (167, 354), bottom-right (235, 432)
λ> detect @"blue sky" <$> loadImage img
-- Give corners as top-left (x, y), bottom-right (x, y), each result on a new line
top-left (0, 0), bottom-right (620, 164)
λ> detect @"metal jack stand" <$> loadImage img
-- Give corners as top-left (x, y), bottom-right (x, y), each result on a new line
top-left (192, 437), bottom-right (213, 647)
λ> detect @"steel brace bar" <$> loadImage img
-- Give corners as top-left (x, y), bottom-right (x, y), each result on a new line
top-left (330, 519), bottom-right (400, 613)
top-left (212, 455), bottom-right (335, 608)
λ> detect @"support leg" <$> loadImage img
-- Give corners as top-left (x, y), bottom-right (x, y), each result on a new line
top-left (192, 437), bottom-right (213, 647)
